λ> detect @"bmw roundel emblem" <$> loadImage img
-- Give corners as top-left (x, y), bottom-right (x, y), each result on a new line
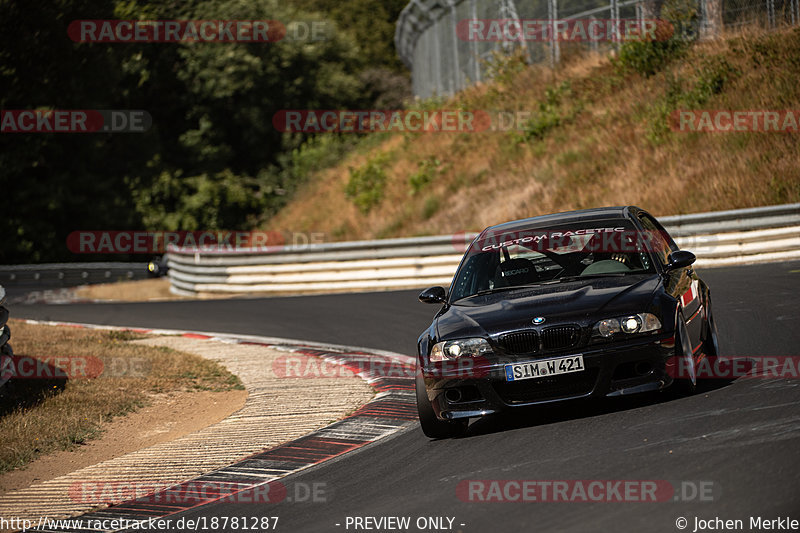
top-left (532, 317), bottom-right (546, 325)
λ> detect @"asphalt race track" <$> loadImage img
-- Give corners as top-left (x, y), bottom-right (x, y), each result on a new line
top-left (13, 261), bottom-right (800, 533)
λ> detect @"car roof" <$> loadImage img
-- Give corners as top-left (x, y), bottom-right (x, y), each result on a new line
top-left (479, 206), bottom-right (641, 236)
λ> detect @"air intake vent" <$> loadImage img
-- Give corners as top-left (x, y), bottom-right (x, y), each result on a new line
top-left (541, 325), bottom-right (581, 351)
top-left (499, 330), bottom-right (539, 355)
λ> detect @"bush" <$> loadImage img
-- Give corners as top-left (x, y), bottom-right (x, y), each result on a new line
top-left (130, 168), bottom-right (270, 231)
top-left (483, 47), bottom-right (530, 88)
top-left (345, 154), bottom-right (390, 213)
top-left (614, 0), bottom-right (700, 77)
top-left (408, 157), bottom-right (442, 195)
top-left (516, 81), bottom-right (576, 142)
top-left (646, 55), bottom-right (739, 143)
top-left (615, 35), bottom-right (687, 77)
top-left (686, 56), bottom-right (739, 106)
top-left (281, 135), bottom-right (356, 183)
top-left (421, 195), bottom-right (439, 220)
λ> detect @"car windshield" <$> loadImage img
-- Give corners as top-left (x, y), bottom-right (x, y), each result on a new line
top-left (449, 218), bottom-right (657, 301)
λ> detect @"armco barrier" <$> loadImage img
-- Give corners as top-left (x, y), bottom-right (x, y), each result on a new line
top-left (166, 204), bottom-right (800, 297)
top-left (0, 263), bottom-right (148, 288)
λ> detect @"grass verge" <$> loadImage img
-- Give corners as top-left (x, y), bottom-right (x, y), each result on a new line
top-left (0, 320), bottom-right (243, 474)
top-left (73, 278), bottom-right (178, 302)
top-left (268, 27), bottom-right (800, 240)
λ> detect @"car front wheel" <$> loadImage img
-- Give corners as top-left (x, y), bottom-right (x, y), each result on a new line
top-left (415, 370), bottom-right (468, 439)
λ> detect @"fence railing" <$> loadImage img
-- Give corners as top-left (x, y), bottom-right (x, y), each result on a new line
top-left (165, 204), bottom-right (800, 297)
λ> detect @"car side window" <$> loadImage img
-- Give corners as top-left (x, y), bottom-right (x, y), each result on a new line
top-left (649, 215), bottom-right (679, 252)
top-left (638, 215), bottom-right (671, 266)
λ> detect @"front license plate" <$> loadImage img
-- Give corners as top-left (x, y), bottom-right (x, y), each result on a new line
top-left (505, 355), bottom-right (585, 382)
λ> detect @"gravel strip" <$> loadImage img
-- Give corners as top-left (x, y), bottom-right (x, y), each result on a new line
top-left (0, 336), bottom-right (374, 521)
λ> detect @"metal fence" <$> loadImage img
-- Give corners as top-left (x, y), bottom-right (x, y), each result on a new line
top-left (165, 204), bottom-right (800, 297)
top-left (395, 0), bottom-right (800, 98)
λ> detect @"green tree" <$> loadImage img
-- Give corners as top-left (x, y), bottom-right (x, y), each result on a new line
top-left (0, 0), bottom-right (392, 262)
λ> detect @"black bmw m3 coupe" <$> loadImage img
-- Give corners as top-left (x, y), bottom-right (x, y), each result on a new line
top-left (415, 206), bottom-right (720, 438)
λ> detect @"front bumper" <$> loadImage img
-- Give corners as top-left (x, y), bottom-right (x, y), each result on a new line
top-left (422, 334), bottom-right (675, 421)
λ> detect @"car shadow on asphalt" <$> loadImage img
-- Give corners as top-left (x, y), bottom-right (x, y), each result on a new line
top-left (461, 379), bottom-right (735, 438)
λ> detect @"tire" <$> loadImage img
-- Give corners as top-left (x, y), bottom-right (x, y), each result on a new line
top-left (673, 315), bottom-right (697, 395)
top-left (415, 371), bottom-right (468, 439)
top-left (0, 349), bottom-right (12, 391)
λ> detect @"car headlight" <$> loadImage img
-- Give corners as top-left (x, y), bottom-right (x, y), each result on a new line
top-left (621, 315), bottom-right (642, 333)
top-left (430, 338), bottom-right (492, 362)
top-left (592, 313), bottom-right (661, 339)
top-left (597, 318), bottom-right (621, 337)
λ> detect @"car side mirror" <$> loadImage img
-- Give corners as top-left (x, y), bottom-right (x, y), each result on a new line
top-left (666, 250), bottom-right (696, 271)
top-left (419, 286), bottom-right (447, 304)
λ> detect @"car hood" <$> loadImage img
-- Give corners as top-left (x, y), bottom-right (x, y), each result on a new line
top-left (436, 274), bottom-right (661, 340)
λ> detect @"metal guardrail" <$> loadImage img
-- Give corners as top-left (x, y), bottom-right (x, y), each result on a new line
top-left (0, 263), bottom-right (149, 288)
top-left (165, 204), bottom-right (800, 297)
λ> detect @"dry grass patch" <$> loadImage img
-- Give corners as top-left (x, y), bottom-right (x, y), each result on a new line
top-left (0, 320), bottom-right (243, 474)
top-left (74, 278), bottom-right (178, 302)
top-left (266, 27), bottom-right (800, 241)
